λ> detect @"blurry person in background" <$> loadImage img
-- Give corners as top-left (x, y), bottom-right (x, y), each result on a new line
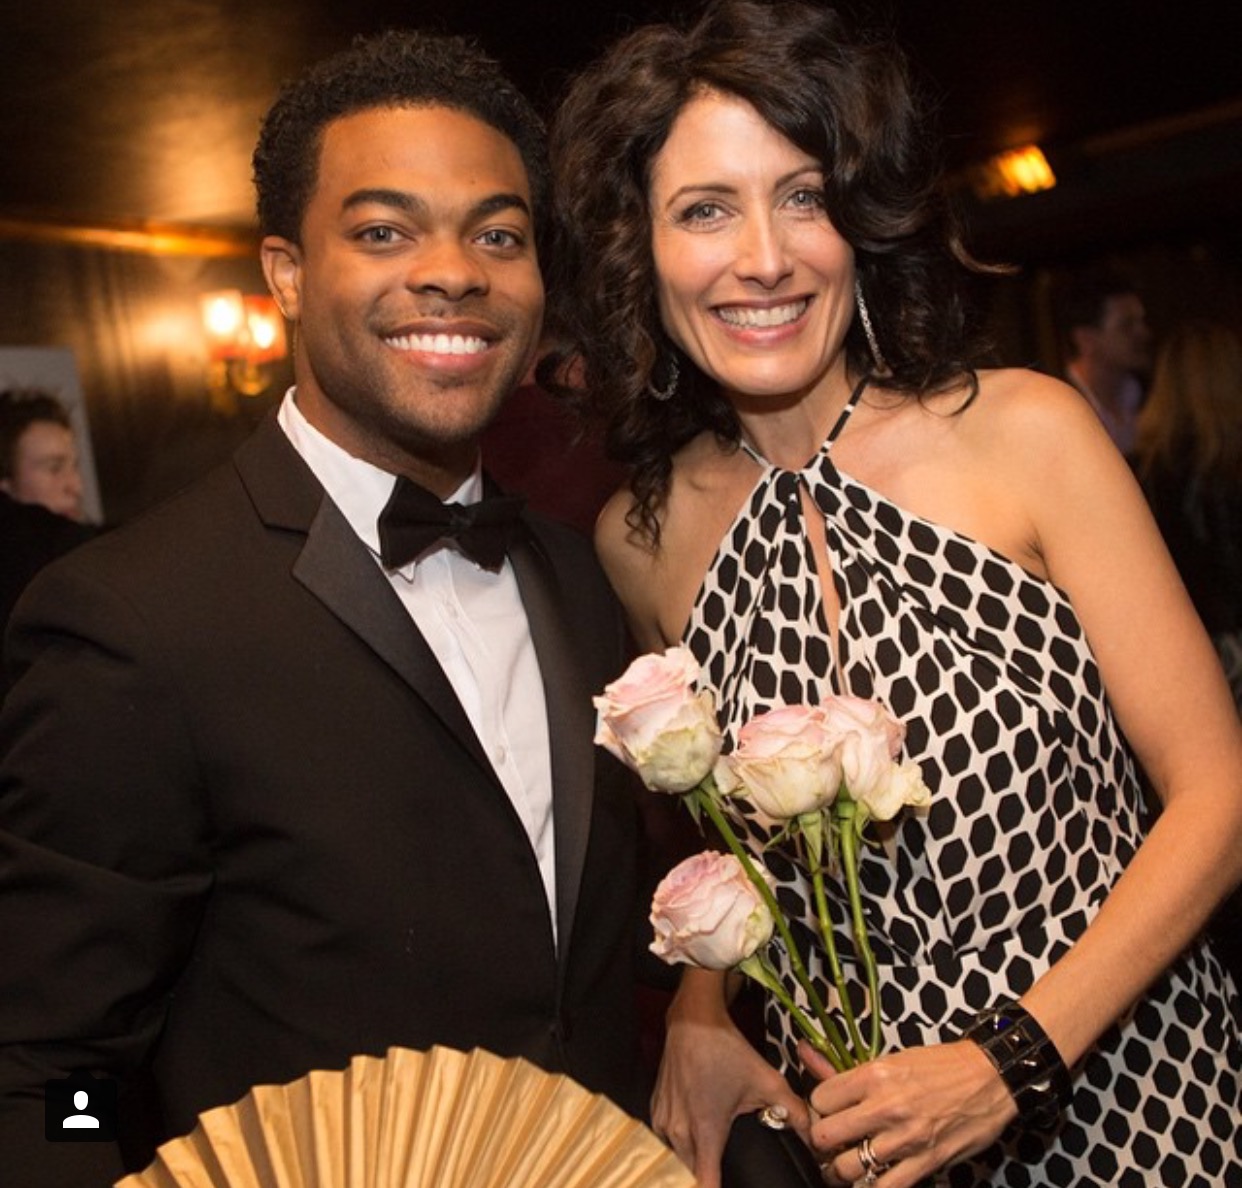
top-left (0, 389), bottom-right (86, 523)
top-left (1058, 267), bottom-right (1153, 454)
top-left (1131, 315), bottom-right (1242, 998)
top-left (0, 493), bottom-right (95, 670)
top-left (0, 392), bottom-right (95, 657)
top-left (1132, 318), bottom-right (1242, 705)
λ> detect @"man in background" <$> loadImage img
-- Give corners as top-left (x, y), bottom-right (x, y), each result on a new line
top-left (1058, 267), bottom-right (1153, 454)
top-left (0, 493), bottom-right (94, 671)
top-left (0, 30), bottom-right (642, 1185)
top-left (0, 392), bottom-right (94, 653)
top-left (0, 389), bottom-right (86, 522)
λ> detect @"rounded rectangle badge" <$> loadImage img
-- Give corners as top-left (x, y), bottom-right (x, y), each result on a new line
top-left (44, 1072), bottom-right (118, 1142)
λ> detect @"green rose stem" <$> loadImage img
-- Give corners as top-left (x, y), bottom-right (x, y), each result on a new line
top-left (809, 861), bottom-right (867, 1063)
top-left (693, 781), bottom-right (856, 1071)
top-left (736, 953), bottom-right (841, 1065)
top-left (836, 796), bottom-right (884, 1061)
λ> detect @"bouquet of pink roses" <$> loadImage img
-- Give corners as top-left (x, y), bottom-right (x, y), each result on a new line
top-left (594, 646), bottom-right (931, 1071)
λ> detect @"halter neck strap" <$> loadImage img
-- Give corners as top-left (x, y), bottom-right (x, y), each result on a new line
top-left (739, 373), bottom-right (874, 467)
top-left (826, 373), bottom-right (872, 446)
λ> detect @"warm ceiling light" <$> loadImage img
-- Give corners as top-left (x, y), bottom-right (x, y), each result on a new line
top-left (968, 144), bottom-right (1057, 200)
top-left (200, 290), bottom-right (288, 397)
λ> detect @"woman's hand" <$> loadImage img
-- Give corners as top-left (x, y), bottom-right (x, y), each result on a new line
top-left (652, 972), bottom-right (808, 1188)
top-left (801, 1039), bottom-right (1015, 1186)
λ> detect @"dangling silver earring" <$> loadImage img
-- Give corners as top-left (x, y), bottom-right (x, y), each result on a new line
top-left (854, 277), bottom-right (890, 376)
top-left (647, 352), bottom-right (680, 402)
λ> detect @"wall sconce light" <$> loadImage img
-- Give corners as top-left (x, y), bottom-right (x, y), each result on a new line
top-left (967, 144), bottom-right (1057, 201)
top-left (201, 290), bottom-right (288, 398)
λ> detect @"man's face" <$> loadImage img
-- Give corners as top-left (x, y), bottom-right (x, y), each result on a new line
top-left (262, 105), bottom-right (544, 489)
top-left (1092, 293), bottom-right (1152, 375)
top-left (1, 420), bottom-right (84, 521)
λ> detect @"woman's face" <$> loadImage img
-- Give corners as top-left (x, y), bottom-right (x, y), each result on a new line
top-left (648, 90), bottom-right (855, 404)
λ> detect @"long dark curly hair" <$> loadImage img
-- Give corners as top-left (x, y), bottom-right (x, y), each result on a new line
top-left (541, 0), bottom-right (991, 544)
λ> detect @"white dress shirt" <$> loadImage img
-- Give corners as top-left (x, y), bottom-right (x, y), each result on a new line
top-left (277, 392), bottom-right (557, 934)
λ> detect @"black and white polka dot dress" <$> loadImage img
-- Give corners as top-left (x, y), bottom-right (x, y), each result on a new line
top-left (683, 378), bottom-right (1242, 1185)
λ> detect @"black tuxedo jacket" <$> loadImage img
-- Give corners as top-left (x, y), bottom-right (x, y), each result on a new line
top-left (0, 417), bottom-right (642, 1185)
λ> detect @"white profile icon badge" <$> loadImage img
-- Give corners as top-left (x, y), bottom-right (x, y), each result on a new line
top-left (62, 1089), bottom-right (100, 1129)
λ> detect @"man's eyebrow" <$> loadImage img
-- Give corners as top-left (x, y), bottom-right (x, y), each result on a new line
top-left (340, 189), bottom-right (531, 220)
top-left (472, 192), bottom-right (532, 220)
top-left (342, 188), bottom-right (427, 216)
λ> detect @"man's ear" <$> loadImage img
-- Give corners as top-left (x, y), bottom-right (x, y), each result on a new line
top-left (261, 236), bottom-right (303, 322)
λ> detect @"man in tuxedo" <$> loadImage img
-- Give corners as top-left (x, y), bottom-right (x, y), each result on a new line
top-left (0, 30), bottom-right (642, 1185)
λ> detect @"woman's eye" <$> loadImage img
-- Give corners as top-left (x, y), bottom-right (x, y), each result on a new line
top-left (680, 201), bottom-right (725, 224)
top-left (789, 188), bottom-right (826, 210)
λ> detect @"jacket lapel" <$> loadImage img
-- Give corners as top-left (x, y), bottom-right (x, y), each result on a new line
top-left (233, 417), bottom-right (494, 777)
top-left (509, 525), bottom-right (595, 962)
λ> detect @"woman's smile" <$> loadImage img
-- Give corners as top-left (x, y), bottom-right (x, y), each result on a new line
top-left (714, 298), bottom-right (811, 330)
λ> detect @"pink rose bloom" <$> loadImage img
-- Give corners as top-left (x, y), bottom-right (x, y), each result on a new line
top-left (593, 647), bottom-right (722, 792)
top-left (650, 851), bottom-right (774, 969)
top-left (818, 695), bottom-right (905, 805)
top-left (726, 705), bottom-right (843, 820)
top-left (855, 758), bottom-right (933, 822)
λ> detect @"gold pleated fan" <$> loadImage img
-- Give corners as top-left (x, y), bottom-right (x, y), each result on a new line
top-left (116, 1046), bottom-right (695, 1188)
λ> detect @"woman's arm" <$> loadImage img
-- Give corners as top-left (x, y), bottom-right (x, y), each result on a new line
top-left (808, 375), bottom-right (1242, 1185)
top-left (654, 967), bottom-right (811, 1188)
top-left (596, 465), bottom-right (816, 1183)
top-left (594, 485), bottom-right (668, 651)
top-left (1005, 377), bottom-right (1242, 1061)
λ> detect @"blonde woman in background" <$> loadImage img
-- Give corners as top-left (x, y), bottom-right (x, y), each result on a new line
top-left (1132, 318), bottom-right (1242, 989)
top-left (1132, 319), bottom-right (1242, 707)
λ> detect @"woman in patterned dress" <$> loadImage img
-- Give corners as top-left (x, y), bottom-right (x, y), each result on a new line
top-left (543, 2), bottom-right (1242, 1186)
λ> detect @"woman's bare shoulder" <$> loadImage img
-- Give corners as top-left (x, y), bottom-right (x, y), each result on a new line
top-left (968, 367), bottom-right (1101, 439)
top-left (595, 432), bottom-right (758, 648)
top-left (594, 484), bottom-right (648, 586)
top-left (937, 367), bottom-right (1119, 488)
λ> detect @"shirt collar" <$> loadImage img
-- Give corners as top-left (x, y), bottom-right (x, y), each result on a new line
top-left (276, 388), bottom-right (483, 565)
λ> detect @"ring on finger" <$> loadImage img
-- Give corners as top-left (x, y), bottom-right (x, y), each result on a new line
top-left (757, 1103), bottom-right (789, 1130)
top-left (857, 1134), bottom-right (893, 1177)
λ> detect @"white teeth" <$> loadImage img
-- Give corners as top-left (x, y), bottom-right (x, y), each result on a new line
top-left (717, 301), bottom-right (807, 328)
top-left (385, 333), bottom-right (489, 355)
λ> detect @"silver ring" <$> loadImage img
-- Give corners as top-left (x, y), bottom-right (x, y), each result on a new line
top-left (757, 1103), bottom-right (789, 1130)
top-left (858, 1135), bottom-right (892, 1176)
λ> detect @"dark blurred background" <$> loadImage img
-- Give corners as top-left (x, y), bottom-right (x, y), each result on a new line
top-left (2, 0), bottom-right (1240, 522)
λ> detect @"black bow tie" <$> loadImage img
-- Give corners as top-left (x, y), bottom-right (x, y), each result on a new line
top-left (377, 477), bottom-right (525, 570)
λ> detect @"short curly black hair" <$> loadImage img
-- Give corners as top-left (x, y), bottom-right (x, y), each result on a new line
top-left (253, 29), bottom-right (548, 245)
